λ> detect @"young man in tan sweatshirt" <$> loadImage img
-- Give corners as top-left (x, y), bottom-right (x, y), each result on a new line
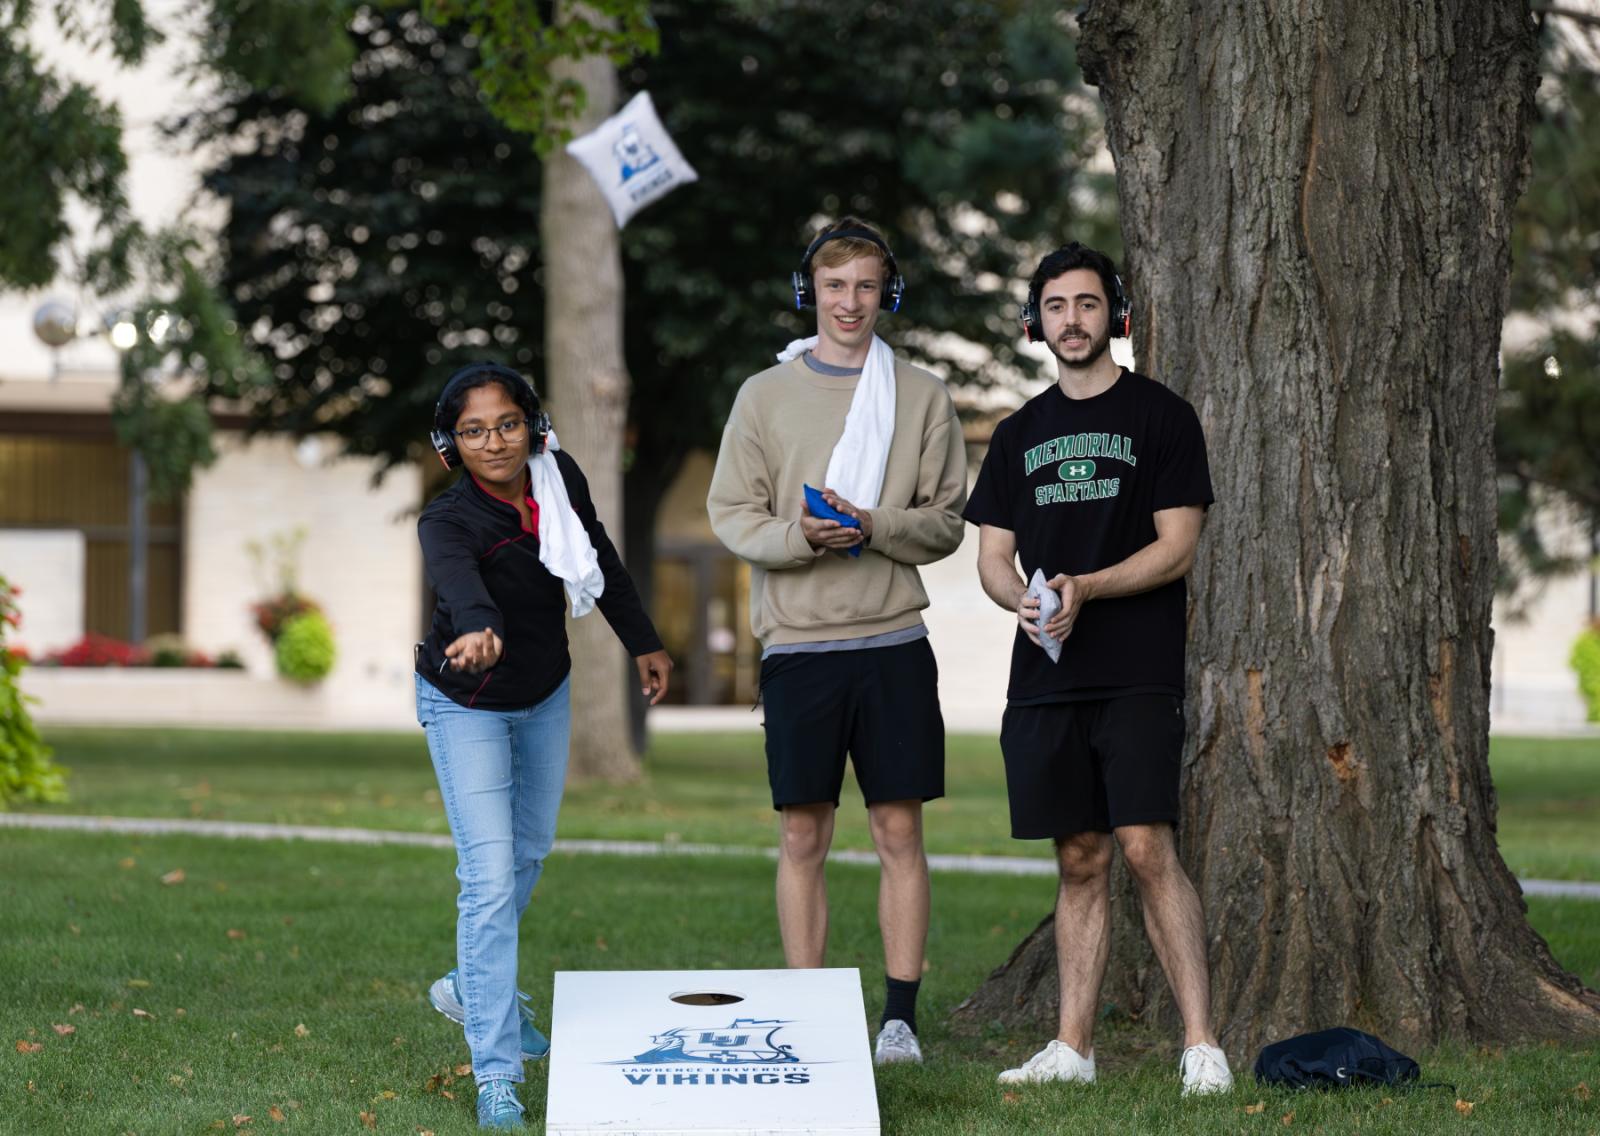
top-left (707, 218), bottom-right (967, 1065)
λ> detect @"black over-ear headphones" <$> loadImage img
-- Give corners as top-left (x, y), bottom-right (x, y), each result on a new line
top-left (1020, 244), bottom-right (1132, 343)
top-left (792, 227), bottom-right (907, 313)
top-left (429, 361), bottom-right (552, 471)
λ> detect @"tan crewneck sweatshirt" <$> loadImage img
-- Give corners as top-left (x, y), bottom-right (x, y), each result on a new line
top-left (707, 354), bottom-right (968, 647)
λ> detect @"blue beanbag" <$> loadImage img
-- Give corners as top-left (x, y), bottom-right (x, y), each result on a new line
top-left (803, 484), bottom-right (863, 558)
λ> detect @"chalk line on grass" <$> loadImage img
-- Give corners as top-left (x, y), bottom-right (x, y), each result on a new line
top-left (3, 812), bottom-right (1597, 898)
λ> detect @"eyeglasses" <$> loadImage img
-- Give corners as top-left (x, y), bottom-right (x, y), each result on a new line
top-left (454, 418), bottom-right (531, 449)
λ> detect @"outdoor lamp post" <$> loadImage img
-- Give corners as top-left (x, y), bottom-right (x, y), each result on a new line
top-left (30, 299), bottom-right (151, 644)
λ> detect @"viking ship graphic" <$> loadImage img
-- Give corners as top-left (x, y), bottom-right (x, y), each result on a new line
top-left (628, 1018), bottom-right (799, 1064)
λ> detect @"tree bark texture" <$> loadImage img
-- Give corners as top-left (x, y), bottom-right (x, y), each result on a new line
top-left (540, 1), bottom-right (640, 782)
top-left (623, 445), bottom-right (687, 752)
top-left (955, 0), bottom-right (1600, 1052)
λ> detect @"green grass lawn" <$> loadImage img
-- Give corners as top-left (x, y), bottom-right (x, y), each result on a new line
top-left (20, 728), bottom-right (1600, 878)
top-left (2, 830), bottom-right (1596, 1136)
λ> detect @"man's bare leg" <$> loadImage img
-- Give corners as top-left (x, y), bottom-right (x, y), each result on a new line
top-left (776, 803), bottom-right (836, 968)
top-left (867, 800), bottom-right (929, 981)
top-left (1054, 830), bottom-right (1115, 1054)
top-left (1115, 823), bottom-right (1218, 1048)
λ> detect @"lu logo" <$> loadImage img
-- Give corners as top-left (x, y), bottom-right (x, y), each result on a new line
top-left (614, 123), bottom-right (662, 184)
top-left (622, 1019), bottom-right (800, 1065)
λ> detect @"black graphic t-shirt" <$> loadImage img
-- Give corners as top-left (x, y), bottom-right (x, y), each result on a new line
top-left (963, 372), bottom-right (1214, 704)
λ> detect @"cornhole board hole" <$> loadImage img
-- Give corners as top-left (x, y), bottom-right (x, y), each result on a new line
top-left (545, 967), bottom-right (880, 1136)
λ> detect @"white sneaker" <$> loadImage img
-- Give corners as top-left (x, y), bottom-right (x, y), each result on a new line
top-left (1180, 1043), bottom-right (1233, 1096)
top-left (873, 1019), bottom-right (923, 1065)
top-left (997, 1039), bottom-right (1096, 1085)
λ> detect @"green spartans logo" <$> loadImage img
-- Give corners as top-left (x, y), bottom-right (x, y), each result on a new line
top-left (1025, 434), bottom-right (1137, 506)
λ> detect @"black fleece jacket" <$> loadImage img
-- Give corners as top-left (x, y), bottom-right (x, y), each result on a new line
top-left (415, 450), bottom-right (663, 710)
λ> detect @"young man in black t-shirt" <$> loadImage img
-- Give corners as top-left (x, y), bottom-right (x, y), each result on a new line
top-left (963, 243), bottom-right (1233, 1096)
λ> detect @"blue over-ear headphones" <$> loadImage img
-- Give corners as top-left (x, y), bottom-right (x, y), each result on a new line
top-left (429, 362), bottom-right (551, 471)
top-left (791, 227), bottom-right (907, 313)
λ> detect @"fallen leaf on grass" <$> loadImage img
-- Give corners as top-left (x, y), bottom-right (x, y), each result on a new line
top-left (1000, 1091), bottom-right (1020, 1105)
top-left (1576, 1082), bottom-right (1591, 1101)
top-left (1455, 1100), bottom-right (1474, 1116)
top-left (161, 869), bottom-right (186, 885)
top-left (68, 923), bottom-right (81, 935)
top-left (422, 1075), bottom-right (441, 1094)
top-left (127, 979), bottom-right (151, 988)
top-left (376, 1090), bottom-right (397, 1100)
top-left (415, 1130), bottom-right (434, 1136)
top-left (232, 1114), bottom-right (252, 1127)
top-left (132, 1008), bottom-right (155, 1020)
top-left (1280, 1112), bottom-right (1294, 1126)
top-left (1243, 1101), bottom-right (1265, 1114)
top-left (1380, 1097), bottom-right (1394, 1106)
top-left (15, 1040), bottom-right (43, 1053)
top-left (226, 929), bottom-right (247, 941)
top-left (176, 1008), bottom-right (187, 1017)
top-left (52, 1024), bottom-right (75, 1037)
top-left (359, 1111), bottom-right (377, 1130)
top-left (453, 1064), bottom-right (472, 1077)
top-left (268, 1106), bottom-right (286, 1123)
top-left (594, 936), bottom-right (608, 951)
top-left (68, 1004), bottom-right (85, 1015)
top-left (208, 1122), bottom-right (225, 1132)
top-left (293, 1024), bottom-right (309, 1038)
top-left (440, 1090), bottom-right (454, 1101)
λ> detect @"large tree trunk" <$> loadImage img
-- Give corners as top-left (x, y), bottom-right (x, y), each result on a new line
top-left (540, 0), bottom-right (639, 782)
top-left (623, 440), bottom-right (688, 752)
top-left (955, 0), bottom-right (1600, 1054)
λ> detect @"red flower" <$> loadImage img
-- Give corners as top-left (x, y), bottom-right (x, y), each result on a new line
top-left (52, 634), bottom-right (152, 667)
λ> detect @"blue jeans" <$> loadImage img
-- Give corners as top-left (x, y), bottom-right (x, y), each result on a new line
top-left (415, 672), bottom-right (571, 1083)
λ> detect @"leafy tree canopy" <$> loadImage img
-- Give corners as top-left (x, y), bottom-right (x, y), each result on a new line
top-left (1497, 10), bottom-right (1600, 602)
top-left (193, 0), bottom-right (1113, 496)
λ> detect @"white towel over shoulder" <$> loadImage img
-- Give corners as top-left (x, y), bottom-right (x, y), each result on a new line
top-left (776, 334), bottom-right (897, 508)
top-left (527, 430), bottom-right (605, 618)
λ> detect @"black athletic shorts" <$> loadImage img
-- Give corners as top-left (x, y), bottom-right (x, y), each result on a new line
top-left (759, 637), bottom-right (945, 809)
top-left (998, 694), bottom-right (1184, 839)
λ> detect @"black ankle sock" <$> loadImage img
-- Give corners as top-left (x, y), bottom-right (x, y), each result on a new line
top-left (882, 976), bottom-right (920, 1035)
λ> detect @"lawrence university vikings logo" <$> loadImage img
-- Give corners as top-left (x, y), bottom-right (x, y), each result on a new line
top-left (610, 1019), bottom-right (811, 1087)
top-left (614, 124), bottom-right (662, 184)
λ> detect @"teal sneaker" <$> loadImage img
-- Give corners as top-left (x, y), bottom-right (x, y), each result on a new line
top-left (475, 1079), bottom-right (526, 1130)
top-left (429, 969), bottom-right (551, 1060)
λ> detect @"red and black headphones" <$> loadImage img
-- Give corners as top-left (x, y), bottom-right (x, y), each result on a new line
top-left (792, 227), bottom-right (907, 312)
top-left (1020, 244), bottom-right (1132, 343)
top-left (429, 361), bottom-right (551, 471)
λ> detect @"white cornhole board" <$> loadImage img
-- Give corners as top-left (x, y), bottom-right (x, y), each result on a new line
top-left (546, 968), bottom-right (880, 1136)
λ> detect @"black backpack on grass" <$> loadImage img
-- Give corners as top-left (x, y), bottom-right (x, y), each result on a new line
top-left (1254, 1028), bottom-right (1421, 1089)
